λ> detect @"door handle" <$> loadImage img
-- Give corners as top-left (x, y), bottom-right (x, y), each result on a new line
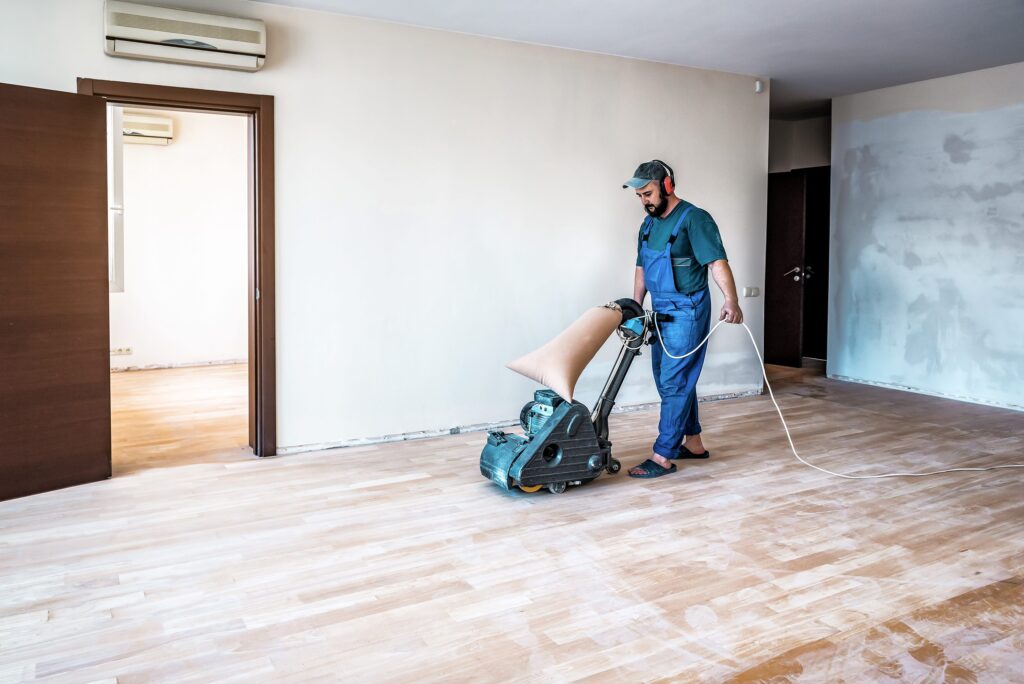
top-left (783, 267), bottom-right (802, 281)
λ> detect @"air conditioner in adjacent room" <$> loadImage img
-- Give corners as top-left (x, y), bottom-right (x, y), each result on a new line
top-left (104, 1), bottom-right (266, 72)
top-left (122, 110), bottom-right (174, 145)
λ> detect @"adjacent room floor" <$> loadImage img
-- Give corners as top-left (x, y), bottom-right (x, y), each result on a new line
top-left (1, 367), bottom-right (1021, 682)
top-left (110, 363), bottom-right (250, 474)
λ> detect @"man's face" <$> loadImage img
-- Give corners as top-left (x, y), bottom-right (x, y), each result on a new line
top-left (636, 181), bottom-right (668, 217)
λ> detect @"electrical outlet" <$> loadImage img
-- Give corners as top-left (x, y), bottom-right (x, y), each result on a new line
top-left (110, 347), bottom-right (133, 356)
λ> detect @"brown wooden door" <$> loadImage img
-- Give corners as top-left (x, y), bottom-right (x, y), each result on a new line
top-left (801, 166), bottom-right (831, 361)
top-left (764, 171), bottom-right (806, 367)
top-left (0, 82), bottom-right (111, 501)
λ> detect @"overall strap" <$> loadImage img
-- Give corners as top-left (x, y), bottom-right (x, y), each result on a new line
top-left (667, 205), bottom-right (695, 245)
top-left (640, 215), bottom-right (654, 244)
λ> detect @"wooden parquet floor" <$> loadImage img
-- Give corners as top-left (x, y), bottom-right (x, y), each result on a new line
top-left (110, 363), bottom-right (250, 475)
top-left (0, 364), bottom-right (1021, 682)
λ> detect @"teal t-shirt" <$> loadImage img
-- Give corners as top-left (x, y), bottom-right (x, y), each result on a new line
top-left (635, 200), bottom-right (728, 293)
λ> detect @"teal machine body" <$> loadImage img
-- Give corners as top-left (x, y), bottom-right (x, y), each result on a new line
top-left (480, 299), bottom-right (666, 494)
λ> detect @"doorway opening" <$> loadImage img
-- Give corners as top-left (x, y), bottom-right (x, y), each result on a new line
top-left (764, 165), bottom-right (831, 368)
top-left (107, 105), bottom-right (250, 473)
top-left (80, 78), bottom-right (276, 460)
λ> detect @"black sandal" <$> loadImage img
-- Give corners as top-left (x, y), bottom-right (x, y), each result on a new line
top-left (672, 445), bottom-right (710, 460)
top-left (628, 459), bottom-right (678, 478)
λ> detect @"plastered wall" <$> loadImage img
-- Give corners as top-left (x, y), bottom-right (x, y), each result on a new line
top-left (829, 62), bottom-right (1024, 410)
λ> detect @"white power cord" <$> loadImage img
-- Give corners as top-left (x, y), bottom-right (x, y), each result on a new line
top-left (634, 312), bottom-right (1024, 480)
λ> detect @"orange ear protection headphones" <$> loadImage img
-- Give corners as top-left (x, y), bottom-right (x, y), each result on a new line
top-left (653, 159), bottom-right (675, 195)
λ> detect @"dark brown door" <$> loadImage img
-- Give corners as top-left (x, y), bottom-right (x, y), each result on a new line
top-left (764, 171), bottom-right (806, 366)
top-left (0, 82), bottom-right (110, 501)
top-left (801, 166), bottom-right (831, 360)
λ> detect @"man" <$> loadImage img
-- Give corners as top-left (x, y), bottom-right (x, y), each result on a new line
top-left (623, 160), bottom-right (743, 478)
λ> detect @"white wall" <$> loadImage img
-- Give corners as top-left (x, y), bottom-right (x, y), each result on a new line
top-left (830, 62), bottom-right (1024, 410)
top-left (0, 0), bottom-right (770, 450)
top-left (768, 116), bottom-right (830, 172)
top-left (110, 108), bottom-right (249, 370)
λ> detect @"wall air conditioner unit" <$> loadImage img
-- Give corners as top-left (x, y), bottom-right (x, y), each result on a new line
top-left (105, 1), bottom-right (266, 72)
top-left (122, 110), bottom-right (174, 145)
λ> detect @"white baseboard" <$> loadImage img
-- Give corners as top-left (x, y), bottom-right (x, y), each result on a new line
top-left (110, 358), bottom-right (247, 373)
top-left (827, 373), bottom-right (1023, 413)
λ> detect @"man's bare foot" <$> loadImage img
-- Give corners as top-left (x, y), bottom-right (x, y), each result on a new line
top-left (629, 453), bottom-right (673, 476)
top-left (682, 435), bottom-right (707, 456)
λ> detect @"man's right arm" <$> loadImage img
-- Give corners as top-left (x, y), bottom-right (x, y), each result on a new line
top-left (633, 266), bottom-right (647, 306)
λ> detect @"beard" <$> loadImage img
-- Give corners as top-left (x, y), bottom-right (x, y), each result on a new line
top-left (644, 195), bottom-right (669, 217)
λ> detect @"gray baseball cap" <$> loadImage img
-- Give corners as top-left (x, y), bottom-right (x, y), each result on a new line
top-left (623, 160), bottom-right (670, 189)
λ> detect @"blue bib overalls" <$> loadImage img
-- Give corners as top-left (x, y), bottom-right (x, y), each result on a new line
top-left (638, 208), bottom-right (712, 459)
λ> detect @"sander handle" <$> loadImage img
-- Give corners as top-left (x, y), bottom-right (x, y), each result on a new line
top-left (591, 307), bottom-right (673, 441)
top-left (590, 300), bottom-right (651, 442)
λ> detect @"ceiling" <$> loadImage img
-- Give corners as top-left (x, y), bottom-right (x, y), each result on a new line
top-left (254, 0), bottom-right (1024, 119)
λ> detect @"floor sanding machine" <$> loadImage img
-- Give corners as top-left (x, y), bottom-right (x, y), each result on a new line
top-left (480, 298), bottom-right (670, 494)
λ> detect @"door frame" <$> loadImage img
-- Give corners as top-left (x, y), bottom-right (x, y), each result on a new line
top-left (78, 78), bottom-right (276, 457)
